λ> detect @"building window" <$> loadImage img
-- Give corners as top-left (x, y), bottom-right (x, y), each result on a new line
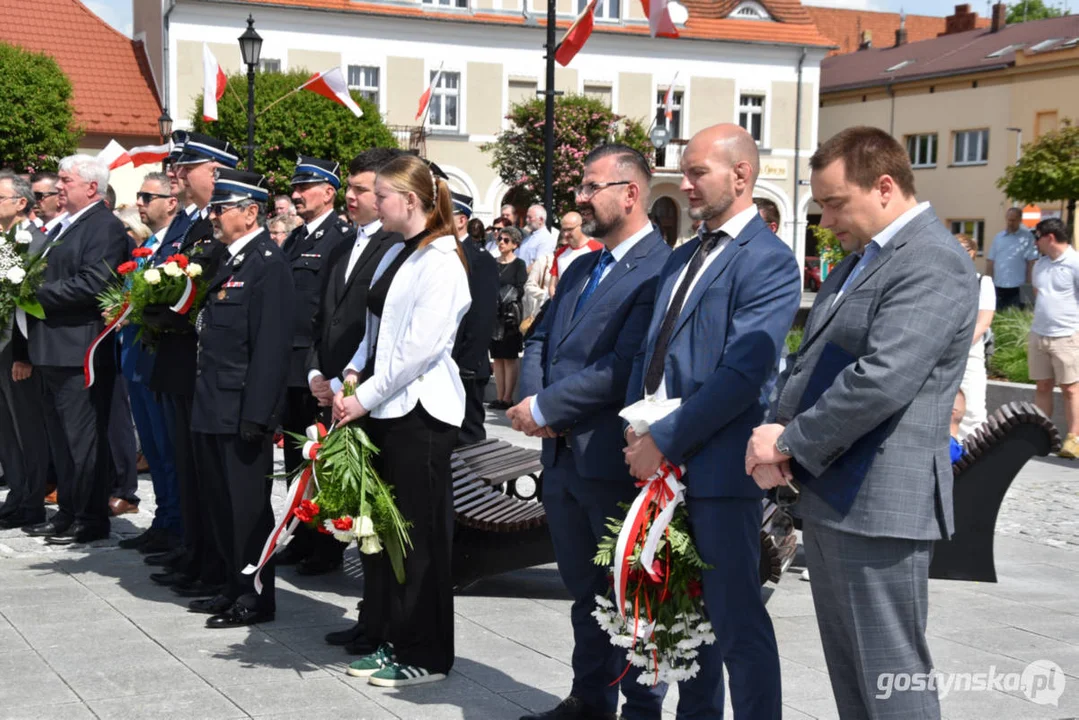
top-left (423, 0), bottom-right (468, 7)
top-left (950, 219), bottom-right (985, 253)
top-left (655, 89), bottom-right (683, 139)
top-left (583, 84), bottom-right (612, 109)
top-left (953, 129), bottom-right (989, 166)
top-left (347, 65), bottom-right (380, 105)
top-left (578, 0), bottom-right (620, 20)
top-left (429, 70), bottom-right (460, 132)
top-left (730, 1), bottom-right (771, 20)
top-left (738, 94), bottom-right (765, 143)
top-left (906, 133), bottom-right (937, 168)
top-left (258, 58), bottom-right (281, 73)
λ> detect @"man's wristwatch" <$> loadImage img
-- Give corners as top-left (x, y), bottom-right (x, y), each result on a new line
top-left (775, 433), bottom-right (792, 458)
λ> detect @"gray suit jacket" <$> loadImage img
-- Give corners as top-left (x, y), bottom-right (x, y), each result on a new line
top-left (775, 207), bottom-right (976, 541)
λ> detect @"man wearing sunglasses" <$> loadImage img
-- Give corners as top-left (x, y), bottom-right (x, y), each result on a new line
top-left (30, 172), bottom-right (63, 233)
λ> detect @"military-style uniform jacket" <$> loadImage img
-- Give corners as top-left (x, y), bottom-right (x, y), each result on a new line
top-left (282, 213), bottom-right (352, 387)
top-left (191, 230), bottom-right (294, 435)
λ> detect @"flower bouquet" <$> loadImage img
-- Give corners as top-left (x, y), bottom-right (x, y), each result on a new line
top-left (590, 398), bottom-right (716, 686)
top-left (97, 249), bottom-right (206, 333)
top-left (243, 381), bottom-right (412, 593)
top-left (0, 225), bottom-right (48, 341)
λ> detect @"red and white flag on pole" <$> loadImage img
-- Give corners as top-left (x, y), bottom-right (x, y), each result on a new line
top-left (203, 44), bottom-right (227, 122)
top-left (639, 0), bottom-right (679, 38)
top-left (555, 0), bottom-right (598, 67)
top-left (300, 67), bottom-right (364, 118)
top-left (663, 72), bottom-right (679, 122)
top-left (415, 63), bottom-right (444, 121)
top-left (98, 140), bottom-right (131, 170)
top-left (128, 142), bottom-right (172, 167)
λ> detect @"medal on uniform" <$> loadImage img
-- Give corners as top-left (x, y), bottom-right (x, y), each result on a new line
top-left (217, 289), bottom-right (227, 300)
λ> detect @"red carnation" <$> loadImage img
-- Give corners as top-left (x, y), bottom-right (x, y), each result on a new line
top-left (293, 499), bottom-right (320, 523)
top-left (131, 247), bottom-right (154, 258)
top-left (316, 525), bottom-right (332, 535)
top-left (169, 254), bottom-right (189, 269)
top-left (687, 578), bottom-right (703, 598)
top-left (332, 516), bottom-right (353, 531)
top-left (117, 261), bottom-right (138, 275)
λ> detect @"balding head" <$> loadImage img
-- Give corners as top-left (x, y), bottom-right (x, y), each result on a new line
top-left (560, 210), bottom-right (587, 248)
top-left (680, 124), bottom-right (759, 230)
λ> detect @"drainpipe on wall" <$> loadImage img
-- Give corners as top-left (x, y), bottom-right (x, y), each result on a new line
top-left (163, 0), bottom-right (177, 124)
top-left (887, 82), bottom-right (896, 136)
top-left (792, 46), bottom-right (807, 262)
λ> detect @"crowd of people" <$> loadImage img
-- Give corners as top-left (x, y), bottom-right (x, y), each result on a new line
top-left (0, 115), bottom-right (1075, 719)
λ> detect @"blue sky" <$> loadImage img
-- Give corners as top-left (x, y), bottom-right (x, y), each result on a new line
top-left (85, 0), bottom-right (978, 38)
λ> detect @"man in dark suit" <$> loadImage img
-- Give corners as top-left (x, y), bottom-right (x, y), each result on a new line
top-left (21, 154), bottom-right (128, 544)
top-left (189, 169), bottom-right (294, 628)
top-left (0, 172), bottom-right (51, 529)
top-left (451, 191), bottom-right (498, 446)
top-left (278, 156), bottom-right (353, 576)
top-left (142, 133), bottom-right (238, 599)
top-left (512, 145), bottom-right (671, 720)
top-left (307, 148), bottom-right (402, 651)
top-left (623, 125), bottom-right (801, 719)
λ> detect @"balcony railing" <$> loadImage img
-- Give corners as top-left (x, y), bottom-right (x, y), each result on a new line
top-left (388, 125), bottom-right (427, 157)
top-left (655, 138), bottom-right (687, 172)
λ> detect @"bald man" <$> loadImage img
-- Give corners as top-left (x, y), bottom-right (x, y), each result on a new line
top-left (624, 124), bottom-right (801, 718)
top-left (549, 211), bottom-right (602, 297)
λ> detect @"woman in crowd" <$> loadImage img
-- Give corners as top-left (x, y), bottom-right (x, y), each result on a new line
top-left (956, 233), bottom-right (996, 437)
top-left (332, 153), bottom-right (470, 688)
top-left (489, 226), bottom-right (527, 410)
top-left (267, 216), bottom-right (291, 247)
top-left (466, 217), bottom-right (486, 251)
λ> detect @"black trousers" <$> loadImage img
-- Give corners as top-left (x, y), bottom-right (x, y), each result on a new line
top-left (283, 386), bottom-right (344, 562)
top-left (457, 375), bottom-right (488, 447)
top-left (365, 404), bottom-right (457, 673)
top-left (193, 431), bottom-right (276, 611)
top-left (0, 346), bottom-right (49, 516)
top-left (996, 286), bottom-right (1022, 310)
top-left (108, 376), bottom-right (139, 503)
top-left (39, 360), bottom-right (115, 529)
top-left (164, 392), bottom-right (225, 585)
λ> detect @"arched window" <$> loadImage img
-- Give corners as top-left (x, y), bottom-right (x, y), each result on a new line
top-left (730, 1), bottom-right (771, 21)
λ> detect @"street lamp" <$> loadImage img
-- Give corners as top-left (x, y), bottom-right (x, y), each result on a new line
top-left (238, 14), bottom-right (263, 172)
top-left (158, 111), bottom-right (173, 142)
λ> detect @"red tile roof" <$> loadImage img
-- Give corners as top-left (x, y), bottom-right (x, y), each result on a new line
top-left (807, 7), bottom-right (990, 56)
top-left (0, 0), bottom-right (162, 140)
top-left (685, 0), bottom-right (813, 24)
top-left (225, 0), bottom-right (834, 48)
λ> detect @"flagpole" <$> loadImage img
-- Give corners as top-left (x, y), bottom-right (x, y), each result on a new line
top-left (257, 85), bottom-right (304, 118)
top-left (543, 0), bottom-right (556, 230)
top-left (418, 63), bottom-right (444, 151)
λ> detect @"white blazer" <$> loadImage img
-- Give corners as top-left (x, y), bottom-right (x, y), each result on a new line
top-left (344, 234), bottom-right (471, 427)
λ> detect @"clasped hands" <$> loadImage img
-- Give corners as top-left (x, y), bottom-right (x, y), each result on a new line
top-left (506, 398), bottom-right (557, 439)
top-left (745, 423), bottom-right (794, 491)
top-left (330, 372), bottom-right (368, 426)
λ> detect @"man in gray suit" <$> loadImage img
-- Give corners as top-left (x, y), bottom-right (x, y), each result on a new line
top-left (746, 126), bottom-right (976, 719)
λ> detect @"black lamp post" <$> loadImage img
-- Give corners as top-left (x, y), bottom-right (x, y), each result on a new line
top-left (542, 1), bottom-right (556, 229)
top-left (238, 14), bottom-right (263, 171)
top-left (158, 111), bottom-right (173, 142)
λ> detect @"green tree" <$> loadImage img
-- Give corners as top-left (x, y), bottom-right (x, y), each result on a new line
top-left (1006, 0), bottom-right (1064, 24)
top-left (997, 120), bottom-right (1079, 234)
top-left (481, 94), bottom-right (652, 218)
top-left (191, 69), bottom-right (397, 194)
top-left (0, 42), bottom-right (81, 173)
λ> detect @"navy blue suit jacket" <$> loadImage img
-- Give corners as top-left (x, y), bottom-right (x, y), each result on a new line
top-left (520, 227), bottom-right (670, 480)
top-left (626, 214), bottom-right (801, 499)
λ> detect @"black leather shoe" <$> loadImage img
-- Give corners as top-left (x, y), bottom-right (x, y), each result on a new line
top-left (44, 523), bottom-right (110, 545)
top-left (205, 603), bottom-right (275, 629)
top-left (150, 570), bottom-right (194, 586)
top-left (344, 635), bottom-right (379, 656)
top-left (0, 510), bottom-right (47, 529)
top-left (324, 620), bottom-right (365, 646)
top-left (118, 527), bottom-right (160, 550)
top-left (172, 581), bottom-right (224, 598)
top-left (144, 547), bottom-right (186, 566)
top-left (295, 555), bottom-right (343, 576)
top-left (520, 697), bottom-right (617, 720)
top-left (139, 531), bottom-right (180, 555)
top-left (23, 519), bottom-right (72, 537)
top-left (188, 595), bottom-right (234, 615)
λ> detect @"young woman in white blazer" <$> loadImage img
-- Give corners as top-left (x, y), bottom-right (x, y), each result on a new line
top-left (332, 154), bottom-right (471, 687)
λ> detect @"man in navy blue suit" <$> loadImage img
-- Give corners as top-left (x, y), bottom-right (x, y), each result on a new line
top-left (511, 144), bottom-right (671, 720)
top-left (624, 124), bottom-right (801, 719)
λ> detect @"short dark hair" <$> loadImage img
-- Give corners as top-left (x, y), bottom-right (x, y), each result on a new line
top-left (499, 226), bottom-right (523, 247)
top-left (754, 197), bottom-right (780, 228)
top-left (1035, 217), bottom-right (1068, 244)
top-left (349, 147), bottom-right (404, 176)
top-left (810, 126), bottom-right (916, 199)
top-left (583, 143), bottom-right (652, 184)
top-left (1005, 207), bottom-right (1022, 219)
top-left (30, 171), bottom-right (58, 186)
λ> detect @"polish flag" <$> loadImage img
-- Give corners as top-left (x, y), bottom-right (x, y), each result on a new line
top-left (300, 67), bottom-right (364, 118)
top-left (640, 0), bottom-right (678, 38)
top-left (203, 44), bottom-right (227, 122)
top-left (98, 140), bottom-right (131, 170)
top-left (128, 142), bottom-right (172, 167)
top-left (415, 63), bottom-right (444, 121)
top-left (663, 73), bottom-right (678, 123)
top-left (555, 0), bottom-right (598, 67)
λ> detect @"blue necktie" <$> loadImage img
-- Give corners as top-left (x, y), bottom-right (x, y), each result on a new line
top-left (573, 249), bottom-right (615, 319)
top-left (839, 241), bottom-right (881, 295)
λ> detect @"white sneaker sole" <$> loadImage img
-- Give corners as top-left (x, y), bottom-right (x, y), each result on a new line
top-left (346, 665), bottom-right (384, 678)
top-left (367, 672), bottom-right (446, 687)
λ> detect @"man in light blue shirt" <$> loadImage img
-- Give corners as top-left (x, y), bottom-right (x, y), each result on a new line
top-left (516, 204), bottom-right (557, 270)
top-left (987, 207), bottom-right (1037, 309)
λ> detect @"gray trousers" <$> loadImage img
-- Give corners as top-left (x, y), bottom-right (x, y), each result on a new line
top-left (802, 521), bottom-right (940, 720)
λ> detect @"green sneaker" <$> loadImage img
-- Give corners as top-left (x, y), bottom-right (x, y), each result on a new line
top-left (345, 643), bottom-right (394, 678)
top-left (367, 661), bottom-right (446, 687)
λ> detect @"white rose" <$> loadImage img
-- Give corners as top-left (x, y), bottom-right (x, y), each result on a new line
top-left (5, 266), bottom-right (26, 284)
top-left (14, 230), bottom-right (32, 245)
top-left (357, 515), bottom-right (375, 537)
top-left (185, 263), bottom-right (203, 278)
top-left (359, 534), bottom-right (383, 555)
top-left (163, 262), bottom-right (183, 277)
top-left (143, 268), bottom-right (162, 285)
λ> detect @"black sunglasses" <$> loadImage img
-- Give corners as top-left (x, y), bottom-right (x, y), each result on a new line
top-left (137, 192), bottom-right (171, 204)
top-left (33, 190), bottom-right (59, 201)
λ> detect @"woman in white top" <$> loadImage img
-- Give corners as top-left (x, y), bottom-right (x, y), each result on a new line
top-left (956, 234), bottom-right (996, 438)
top-left (332, 154), bottom-right (471, 687)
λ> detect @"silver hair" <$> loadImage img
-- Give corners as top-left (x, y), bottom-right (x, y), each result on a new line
top-left (528, 204), bottom-right (547, 222)
top-left (59, 154), bottom-right (110, 190)
top-left (142, 171), bottom-right (170, 190)
top-left (0, 172), bottom-right (35, 211)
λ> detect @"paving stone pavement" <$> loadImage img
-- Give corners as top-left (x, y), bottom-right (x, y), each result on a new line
top-left (0, 411), bottom-right (1077, 719)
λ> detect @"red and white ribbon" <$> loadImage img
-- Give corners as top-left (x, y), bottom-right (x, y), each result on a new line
top-left (243, 422), bottom-right (328, 594)
top-left (613, 461), bottom-right (686, 618)
top-left (83, 302), bottom-right (132, 388)
top-left (169, 275), bottom-right (195, 315)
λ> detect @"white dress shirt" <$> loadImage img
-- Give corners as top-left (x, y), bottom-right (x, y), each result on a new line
top-left (43, 212), bottom-right (67, 235)
top-left (53, 200), bottom-right (101, 240)
top-left (225, 227), bottom-right (261, 260)
top-left (304, 208), bottom-right (335, 237)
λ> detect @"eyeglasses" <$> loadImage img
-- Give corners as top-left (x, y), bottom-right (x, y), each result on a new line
top-left (136, 192), bottom-right (171, 204)
top-left (498, 237), bottom-right (515, 245)
top-left (209, 203), bottom-right (244, 216)
top-left (0, 195), bottom-right (18, 202)
top-left (33, 191), bottom-right (59, 202)
top-left (574, 180), bottom-right (631, 200)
